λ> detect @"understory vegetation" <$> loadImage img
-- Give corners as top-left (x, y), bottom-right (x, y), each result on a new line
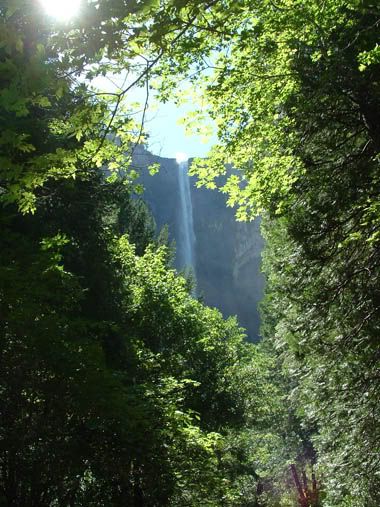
top-left (1, 0), bottom-right (379, 505)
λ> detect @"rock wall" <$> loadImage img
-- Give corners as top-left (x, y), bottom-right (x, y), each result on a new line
top-left (132, 146), bottom-right (265, 341)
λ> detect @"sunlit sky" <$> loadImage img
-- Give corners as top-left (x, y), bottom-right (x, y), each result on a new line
top-left (95, 75), bottom-right (217, 160)
top-left (142, 101), bottom-right (216, 160)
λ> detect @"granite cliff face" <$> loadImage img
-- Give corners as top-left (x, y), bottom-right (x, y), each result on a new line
top-left (132, 146), bottom-right (264, 341)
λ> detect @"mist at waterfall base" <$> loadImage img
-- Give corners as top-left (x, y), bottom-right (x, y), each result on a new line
top-left (132, 146), bottom-right (264, 342)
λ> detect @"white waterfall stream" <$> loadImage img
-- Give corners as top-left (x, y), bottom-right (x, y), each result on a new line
top-left (177, 160), bottom-right (196, 272)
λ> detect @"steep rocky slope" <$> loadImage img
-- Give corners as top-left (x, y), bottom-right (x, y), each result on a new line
top-left (132, 146), bottom-right (264, 341)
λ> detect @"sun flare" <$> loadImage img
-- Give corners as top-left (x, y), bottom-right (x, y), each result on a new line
top-left (39, 0), bottom-right (81, 20)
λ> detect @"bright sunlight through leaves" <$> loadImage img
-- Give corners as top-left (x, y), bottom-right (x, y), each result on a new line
top-left (39, 0), bottom-right (81, 20)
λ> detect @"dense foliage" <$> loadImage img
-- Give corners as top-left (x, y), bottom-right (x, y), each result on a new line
top-left (0, 132), bottom-right (277, 505)
top-left (146, 0), bottom-right (380, 505)
top-left (0, 2), bottom-right (282, 505)
top-left (1, 0), bottom-right (379, 505)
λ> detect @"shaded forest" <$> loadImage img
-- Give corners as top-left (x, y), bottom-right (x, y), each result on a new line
top-left (0, 1), bottom-right (379, 506)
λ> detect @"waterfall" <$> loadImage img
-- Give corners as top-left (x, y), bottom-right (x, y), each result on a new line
top-left (177, 160), bottom-right (196, 273)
